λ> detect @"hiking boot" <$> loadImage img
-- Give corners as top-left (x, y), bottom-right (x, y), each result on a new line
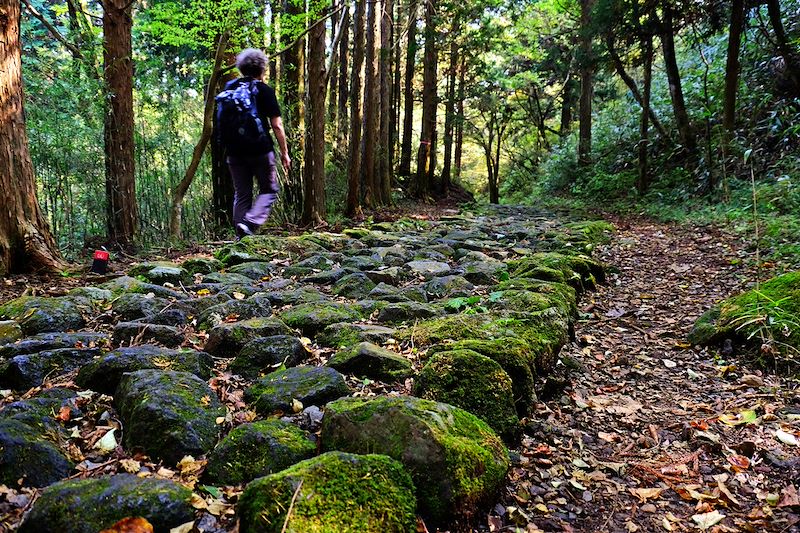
top-left (237, 222), bottom-right (253, 237)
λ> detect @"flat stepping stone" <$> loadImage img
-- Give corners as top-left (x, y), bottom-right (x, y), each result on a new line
top-left (0, 388), bottom-right (79, 433)
top-left (405, 260), bottom-right (452, 279)
top-left (376, 302), bottom-right (440, 323)
top-left (245, 366), bottom-right (350, 415)
top-left (112, 322), bottom-right (184, 347)
top-left (111, 293), bottom-right (171, 321)
top-left (196, 294), bottom-right (273, 329)
top-left (332, 272), bottom-right (376, 299)
top-left (76, 345), bottom-right (213, 394)
top-left (316, 322), bottom-right (397, 349)
top-left (0, 296), bottom-right (85, 335)
top-left (19, 474), bottom-right (193, 533)
top-left (230, 335), bottom-right (309, 379)
top-left (127, 262), bottom-right (189, 284)
top-left (327, 341), bottom-right (411, 381)
top-left (202, 271), bottom-right (254, 285)
top-left (0, 331), bottom-right (109, 359)
top-left (0, 419), bottom-right (72, 487)
top-left (238, 452), bottom-right (416, 533)
top-left (181, 256), bottom-right (223, 275)
top-left (321, 395), bottom-right (509, 526)
top-left (261, 287), bottom-right (326, 307)
top-left (279, 302), bottom-right (362, 337)
top-left (364, 266), bottom-right (403, 285)
top-left (0, 347), bottom-right (102, 390)
top-left (228, 261), bottom-right (277, 279)
top-left (424, 275), bottom-right (475, 299)
top-left (204, 419), bottom-right (316, 485)
top-left (101, 276), bottom-right (185, 299)
top-left (204, 317), bottom-right (292, 357)
top-left (115, 370), bottom-right (224, 464)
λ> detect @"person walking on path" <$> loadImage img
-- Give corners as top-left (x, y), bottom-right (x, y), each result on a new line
top-left (217, 48), bottom-right (291, 239)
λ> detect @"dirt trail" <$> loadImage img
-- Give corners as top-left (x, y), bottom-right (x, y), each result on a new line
top-left (503, 219), bottom-right (800, 533)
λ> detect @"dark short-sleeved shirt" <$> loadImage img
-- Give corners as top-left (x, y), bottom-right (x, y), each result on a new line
top-left (223, 77), bottom-right (281, 156)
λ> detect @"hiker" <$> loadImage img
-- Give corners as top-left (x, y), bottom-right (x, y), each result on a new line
top-left (216, 48), bottom-right (291, 239)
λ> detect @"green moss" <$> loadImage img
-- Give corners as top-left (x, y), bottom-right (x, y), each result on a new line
top-left (494, 279), bottom-right (577, 317)
top-left (238, 451), bottom-right (417, 533)
top-left (414, 350), bottom-right (520, 442)
top-left (507, 252), bottom-right (604, 292)
top-left (280, 303), bottom-right (363, 337)
top-left (327, 342), bottom-right (411, 381)
top-left (563, 220), bottom-right (614, 245)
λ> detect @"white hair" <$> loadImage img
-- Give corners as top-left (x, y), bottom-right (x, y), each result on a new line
top-left (236, 48), bottom-right (268, 77)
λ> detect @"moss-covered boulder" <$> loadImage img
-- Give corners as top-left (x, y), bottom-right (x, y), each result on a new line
top-left (363, 266), bottom-right (403, 285)
top-left (245, 366), bottom-right (350, 415)
top-left (0, 388), bottom-right (79, 433)
top-left (182, 256), bottom-right (223, 276)
top-left (327, 342), bottom-right (411, 382)
top-left (321, 395), bottom-right (508, 526)
top-left (101, 276), bottom-right (185, 299)
top-left (0, 331), bottom-right (110, 359)
top-left (238, 451), bottom-right (416, 533)
top-left (301, 267), bottom-right (353, 285)
top-left (0, 347), bottom-right (102, 391)
top-left (424, 275), bottom-right (476, 300)
top-left (494, 279), bottom-right (577, 318)
top-left (261, 287), bottom-right (326, 307)
top-left (204, 317), bottom-right (292, 357)
top-left (112, 321), bottom-right (185, 347)
top-left (0, 419), bottom-right (73, 487)
top-left (562, 220), bottom-right (614, 248)
top-left (197, 294), bottom-right (273, 330)
top-left (405, 260), bottom-right (452, 279)
top-left (332, 272), bottom-right (377, 299)
top-left (215, 241), bottom-right (272, 266)
top-left (204, 419), bottom-right (316, 485)
top-left (508, 252), bottom-right (604, 293)
top-left (0, 321), bottom-right (22, 345)
top-left (280, 303), bottom-right (362, 337)
top-left (111, 293), bottom-right (172, 321)
top-left (458, 259), bottom-right (507, 286)
top-left (67, 286), bottom-right (113, 302)
top-left (128, 261), bottom-right (190, 285)
top-left (115, 370), bottom-right (225, 464)
top-left (0, 296), bottom-right (85, 335)
top-left (76, 345), bottom-right (213, 394)
top-left (688, 271), bottom-right (800, 355)
top-left (428, 338), bottom-right (537, 417)
top-left (202, 271), bottom-right (255, 285)
top-left (316, 322), bottom-right (397, 349)
top-left (18, 474), bottom-right (193, 533)
top-left (376, 302), bottom-right (440, 323)
top-left (414, 350), bottom-right (519, 443)
top-left (229, 335), bottom-right (310, 379)
top-left (228, 261), bottom-right (276, 280)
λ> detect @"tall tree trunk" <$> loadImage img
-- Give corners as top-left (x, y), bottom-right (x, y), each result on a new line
top-left (637, 35), bottom-right (653, 194)
top-left (577, 0), bottom-right (593, 166)
top-left (415, 0), bottom-right (437, 197)
top-left (722, 0), bottom-right (745, 136)
top-left (440, 23), bottom-right (459, 191)
top-left (560, 75), bottom-right (575, 136)
top-left (327, 0), bottom-right (339, 124)
top-left (281, 0), bottom-right (306, 222)
top-left (398, 0), bottom-right (417, 177)
top-left (378, 0), bottom-right (394, 204)
top-left (346, 0), bottom-right (366, 218)
top-left (169, 34), bottom-right (229, 238)
top-left (661, 3), bottom-right (695, 152)
top-left (362, 0), bottom-right (379, 207)
top-left (0, 0), bottom-right (64, 274)
top-left (606, 34), bottom-right (668, 139)
top-left (103, 0), bottom-right (137, 247)
top-left (211, 51), bottom-right (237, 230)
top-left (303, 14), bottom-right (327, 225)
top-left (336, 6), bottom-right (350, 157)
top-left (390, 0), bottom-right (402, 181)
top-left (454, 53), bottom-right (466, 182)
top-left (766, 0), bottom-right (800, 95)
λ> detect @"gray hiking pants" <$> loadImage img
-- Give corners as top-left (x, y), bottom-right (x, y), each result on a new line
top-left (228, 151), bottom-right (279, 233)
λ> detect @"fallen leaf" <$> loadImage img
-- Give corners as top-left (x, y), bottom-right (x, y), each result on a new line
top-left (94, 428), bottom-right (117, 453)
top-left (663, 359), bottom-right (677, 368)
top-left (55, 405), bottom-right (72, 422)
top-left (778, 485), bottom-right (799, 508)
top-left (232, 291), bottom-right (245, 300)
top-left (739, 374), bottom-right (764, 387)
top-left (727, 454), bottom-right (750, 471)
top-left (99, 517), bottom-right (154, 533)
top-left (691, 510), bottom-right (725, 530)
top-left (775, 429), bottom-right (799, 446)
top-left (629, 487), bottom-right (663, 503)
top-left (292, 398), bottom-right (304, 413)
top-left (718, 410), bottom-right (757, 426)
top-left (119, 459), bottom-right (141, 474)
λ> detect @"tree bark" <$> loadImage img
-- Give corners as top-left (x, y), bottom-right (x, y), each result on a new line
top-left (661, 3), bottom-right (695, 152)
top-left (103, 0), bottom-right (138, 247)
top-left (303, 13), bottom-right (327, 225)
top-left (169, 33), bottom-right (230, 238)
top-left (766, 0), bottom-right (800, 95)
top-left (327, 0), bottom-right (339, 124)
top-left (606, 34), bottom-right (668, 139)
top-left (415, 0), bottom-right (437, 197)
top-left (362, 0), bottom-right (379, 207)
top-left (637, 35), bottom-right (653, 194)
top-left (346, 0), bottom-right (366, 218)
top-left (440, 22), bottom-right (459, 191)
top-left (336, 6), bottom-right (350, 157)
top-left (722, 0), bottom-right (745, 136)
top-left (454, 53), bottom-right (466, 182)
top-left (577, 0), bottom-right (593, 166)
top-left (397, 0), bottom-right (417, 177)
top-left (0, 0), bottom-right (65, 274)
top-left (378, 0), bottom-right (394, 204)
top-left (211, 52), bottom-right (236, 230)
top-left (560, 75), bottom-right (575, 136)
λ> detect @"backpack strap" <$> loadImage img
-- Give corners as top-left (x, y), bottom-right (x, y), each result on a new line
top-left (246, 80), bottom-right (267, 139)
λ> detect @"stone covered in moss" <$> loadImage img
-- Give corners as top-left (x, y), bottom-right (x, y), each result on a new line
top-left (327, 342), bottom-right (411, 382)
top-left (204, 317), bottom-right (292, 357)
top-left (0, 388), bottom-right (79, 433)
top-left (316, 322), bottom-right (397, 349)
top-left (0, 347), bottom-right (102, 391)
top-left (202, 271), bottom-right (255, 285)
top-left (494, 279), bottom-right (577, 318)
top-left (0, 331), bottom-right (110, 359)
top-left (115, 370), bottom-right (225, 464)
top-left (425, 275), bottom-right (476, 299)
top-left (405, 260), bottom-right (452, 279)
top-left (230, 335), bottom-right (309, 379)
top-left (261, 287), bottom-right (326, 307)
top-left (128, 261), bottom-right (190, 285)
top-left (182, 256), bottom-right (223, 275)
top-left (19, 474), bottom-right (193, 533)
top-left (0, 321), bottom-right (22, 345)
top-left (204, 419), bottom-right (316, 485)
top-left (562, 220), bottom-right (614, 247)
top-left (322, 396), bottom-right (508, 526)
top-left (111, 293), bottom-right (171, 321)
top-left (428, 338), bottom-right (537, 417)
top-left (238, 451), bottom-right (416, 533)
top-left (197, 294), bottom-right (273, 330)
top-left (688, 271), bottom-right (800, 354)
top-left (331, 273), bottom-right (377, 299)
top-left (100, 276), bottom-right (184, 299)
top-left (376, 302), bottom-right (440, 324)
top-left (215, 241), bottom-right (272, 266)
top-left (113, 321), bottom-right (185, 347)
top-left (0, 419), bottom-right (73, 487)
top-left (227, 261), bottom-right (276, 279)
top-left (280, 303), bottom-right (362, 337)
top-left (508, 252), bottom-right (604, 293)
top-left (76, 345), bottom-right (213, 394)
top-left (245, 366), bottom-right (350, 415)
top-left (414, 350), bottom-right (519, 442)
top-left (67, 286), bottom-right (113, 302)
top-left (0, 296), bottom-right (85, 335)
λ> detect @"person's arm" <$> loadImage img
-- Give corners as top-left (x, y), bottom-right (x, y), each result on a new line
top-left (270, 116), bottom-right (291, 170)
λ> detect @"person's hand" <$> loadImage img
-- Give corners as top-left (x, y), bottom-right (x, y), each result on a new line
top-left (281, 152), bottom-right (292, 170)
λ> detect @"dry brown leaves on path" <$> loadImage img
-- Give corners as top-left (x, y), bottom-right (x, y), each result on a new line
top-left (497, 218), bottom-right (800, 533)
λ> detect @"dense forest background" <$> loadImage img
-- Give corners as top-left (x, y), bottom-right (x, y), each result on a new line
top-left (15, 0), bottom-right (800, 264)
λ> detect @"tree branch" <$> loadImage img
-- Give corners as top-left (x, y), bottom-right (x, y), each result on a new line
top-left (21, 0), bottom-right (84, 60)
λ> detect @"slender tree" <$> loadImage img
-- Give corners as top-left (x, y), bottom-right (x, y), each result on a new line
top-left (440, 17), bottom-right (460, 191)
top-left (103, 0), bottom-right (138, 246)
top-left (660, 2), bottom-right (695, 152)
top-left (397, 0), bottom-right (418, 177)
top-left (577, 0), bottom-right (593, 166)
top-left (722, 0), bottom-right (745, 136)
top-left (0, 0), bottom-right (64, 274)
top-left (415, 0), bottom-right (438, 196)
top-left (346, 0), bottom-right (366, 217)
top-left (335, 4), bottom-right (351, 156)
top-left (637, 34), bottom-right (653, 194)
top-left (378, 0), bottom-right (394, 204)
top-left (362, 0), bottom-right (379, 206)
